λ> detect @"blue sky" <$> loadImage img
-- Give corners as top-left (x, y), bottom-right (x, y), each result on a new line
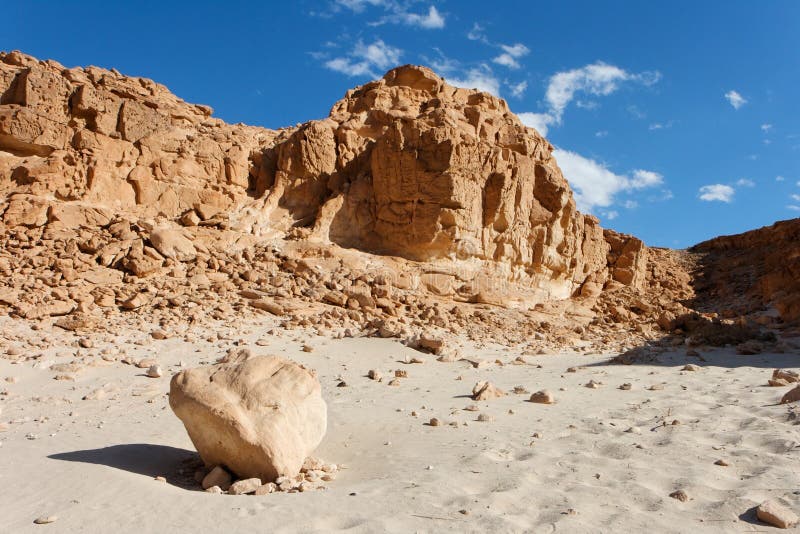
top-left (5, 1), bottom-right (800, 247)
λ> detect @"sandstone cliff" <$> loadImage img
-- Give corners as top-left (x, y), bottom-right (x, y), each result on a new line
top-left (691, 218), bottom-right (800, 324)
top-left (0, 50), bottom-right (651, 330)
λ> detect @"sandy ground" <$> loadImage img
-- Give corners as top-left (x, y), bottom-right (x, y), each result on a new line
top-left (1, 316), bottom-right (799, 533)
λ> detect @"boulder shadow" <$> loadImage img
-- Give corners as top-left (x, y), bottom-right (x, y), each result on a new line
top-left (49, 444), bottom-right (203, 490)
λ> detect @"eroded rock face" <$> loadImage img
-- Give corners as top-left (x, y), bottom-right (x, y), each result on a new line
top-left (0, 50), bottom-right (277, 227)
top-left (691, 218), bottom-right (800, 324)
top-left (0, 51), bottom-right (656, 335)
top-left (260, 65), bottom-right (620, 299)
top-left (169, 351), bottom-right (327, 482)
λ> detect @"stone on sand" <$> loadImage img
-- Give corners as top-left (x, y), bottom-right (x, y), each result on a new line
top-left (471, 381), bottom-right (506, 401)
top-left (169, 352), bottom-right (327, 482)
top-left (529, 390), bottom-right (555, 404)
top-left (229, 478), bottom-right (262, 495)
top-left (756, 500), bottom-right (798, 529)
top-left (202, 466), bottom-right (232, 490)
top-left (780, 385), bottom-right (800, 404)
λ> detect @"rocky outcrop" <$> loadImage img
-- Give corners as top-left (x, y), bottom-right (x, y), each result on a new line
top-left (0, 49), bottom-right (277, 228)
top-left (0, 51), bottom-right (652, 325)
top-left (691, 218), bottom-right (800, 324)
top-left (169, 351), bottom-right (327, 482)
top-left (257, 65), bottom-right (620, 300)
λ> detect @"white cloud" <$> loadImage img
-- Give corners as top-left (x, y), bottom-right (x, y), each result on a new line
top-left (336, 1), bottom-right (445, 29)
top-left (335, 0), bottom-right (385, 12)
top-left (648, 120), bottom-right (675, 131)
top-left (787, 205), bottom-right (800, 212)
top-left (791, 193), bottom-right (800, 202)
top-left (553, 148), bottom-right (663, 211)
top-left (447, 65), bottom-right (500, 96)
top-left (595, 130), bottom-right (608, 138)
top-left (493, 53), bottom-right (521, 69)
top-left (546, 63), bottom-right (660, 121)
top-left (776, 175), bottom-right (785, 181)
top-left (508, 80), bottom-right (527, 98)
top-left (516, 62), bottom-right (660, 137)
top-left (324, 39), bottom-right (401, 77)
top-left (603, 210), bottom-right (619, 220)
top-left (623, 200), bottom-right (638, 209)
top-left (761, 123), bottom-right (772, 132)
top-left (426, 48), bottom-right (458, 74)
top-left (631, 169), bottom-right (663, 188)
top-left (492, 43), bottom-right (529, 69)
top-left (698, 184), bottom-right (735, 202)
top-left (736, 178), bottom-right (755, 187)
top-left (518, 112), bottom-right (552, 136)
top-left (500, 43), bottom-right (529, 57)
top-left (725, 90), bottom-right (747, 110)
top-left (395, 5), bottom-right (444, 29)
top-left (467, 22), bottom-right (488, 42)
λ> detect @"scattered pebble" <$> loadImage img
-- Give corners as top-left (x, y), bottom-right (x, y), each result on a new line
top-left (529, 390), bottom-right (555, 404)
top-left (669, 490), bottom-right (689, 502)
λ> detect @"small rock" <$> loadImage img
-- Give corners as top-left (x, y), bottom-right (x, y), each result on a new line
top-left (202, 466), bottom-right (232, 490)
top-left (429, 417), bottom-right (441, 427)
top-left (682, 364), bottom-right (700, 372)
top-left (471, 381), bottom-right (506, 401)
top-left (756, 500), bottom-right (799, 529)
top-left (619, 383), bottom-right (632, 390)
top-left (476, 413), bottom-right (494, 422)
top-left (367, 369), bottom-right (382, 381)
top-left (773, 369), bottom-right (800, 383)
top-left (529, 390), bottom-right (555, 404)
top-left (781, 385), bottom-right (800, 404)
top-left (229, 477), bottom-right (263, 495)
top-left (584, 380), bottom-right (603, 389)
top-left (136, 358), bottom-right (157, 369)
top-left (714, 459), bottom-right (729, 466)
top-left (669, 490), bottom-right (689, 502)
top-left (254, 482), bottom-right (277, 495)
top-left (205, 485), bottom-right (223, 494)
top-left (33, 516), bottom-right (57, 525)
top-left (151, 330), bottom-right (168, 340)
top-left (146, 365), bottom-right (162, 378)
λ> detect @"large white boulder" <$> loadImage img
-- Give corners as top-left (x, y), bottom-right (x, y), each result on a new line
top-left (170, 351), bottom-right (327, 482)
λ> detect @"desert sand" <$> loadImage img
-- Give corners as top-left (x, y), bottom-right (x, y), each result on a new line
top-left (1, 50), bottom-right (800, 532)
top-left (1, 314), bottom-right (798, 533)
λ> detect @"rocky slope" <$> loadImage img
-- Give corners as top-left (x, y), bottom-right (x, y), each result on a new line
top-left (690, 218), bottom-right (800, 324)
top-left (0, 50), bottom-right (794, 352)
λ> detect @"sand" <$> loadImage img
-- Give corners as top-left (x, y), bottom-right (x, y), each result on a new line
top-left (1, 315), bottom-right (799, 533)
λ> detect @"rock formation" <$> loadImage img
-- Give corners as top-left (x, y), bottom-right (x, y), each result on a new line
top-left (0, 51), bottom-right (648, 321)
top-left (691, 218), bottom-right (800, 324)
top-left (0, 49), bottom-right (795, 351)
top-left (170, 351), bottom-right (327, 481)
